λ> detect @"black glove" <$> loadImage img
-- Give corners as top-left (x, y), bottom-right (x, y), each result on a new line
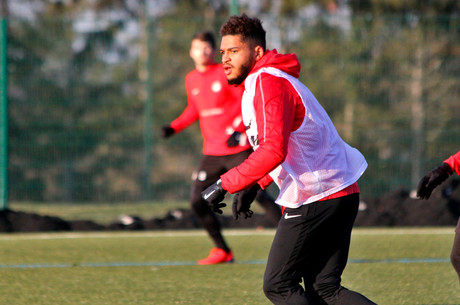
top-left (202, 179), bottom-right (227, 214)
top-left (232, 184), bottom-right (259, 220)
top-left (226, 131), bottom-right (241, 147)
top-left (161, 125), bottom-right (175, 138)
top-left (417, 162), bottom-right (453, 200)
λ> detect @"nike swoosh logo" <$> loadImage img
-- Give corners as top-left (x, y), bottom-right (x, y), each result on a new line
top-left (284, 213), bottom-right (301, 219)
top-left (203, 189), bottom-right (216, 200)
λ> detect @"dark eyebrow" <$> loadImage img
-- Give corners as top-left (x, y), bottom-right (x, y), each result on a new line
top-left (220, 47), bottom-right (239, 52)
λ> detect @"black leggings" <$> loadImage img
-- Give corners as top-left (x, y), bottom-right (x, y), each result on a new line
top-left (263, 194), bottom-right (376, 305)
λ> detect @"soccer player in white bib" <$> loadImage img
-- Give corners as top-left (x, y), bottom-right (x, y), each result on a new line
top-left (202, 15), bottom-right (377, 305)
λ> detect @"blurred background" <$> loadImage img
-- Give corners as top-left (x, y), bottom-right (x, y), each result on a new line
top-left (1, 0), bottom-right (459, 210)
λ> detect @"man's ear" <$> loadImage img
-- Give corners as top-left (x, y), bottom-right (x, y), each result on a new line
top-left (254, 45), bottom-right (264, 61)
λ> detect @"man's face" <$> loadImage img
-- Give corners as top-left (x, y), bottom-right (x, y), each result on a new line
top-left (190, 39), bottom-right (215, 67)
top-left (220, 34), bottom-right (257, 85)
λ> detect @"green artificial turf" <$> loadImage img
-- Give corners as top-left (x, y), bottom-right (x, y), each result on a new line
top-left (0, 228), bottom-right (458, 304)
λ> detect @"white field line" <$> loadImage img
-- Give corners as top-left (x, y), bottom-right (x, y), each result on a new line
top-left (0, 227), bottom-right (455, 241)
top-left (352, 227), bottom-right (456, 236)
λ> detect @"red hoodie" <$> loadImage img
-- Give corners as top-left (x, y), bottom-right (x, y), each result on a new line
top-left (221, 50), bottom-right (302, 191)
top-left (445, 151), bottom-right (460, 175)
top-left (221, 50), bottom-right (361, 204)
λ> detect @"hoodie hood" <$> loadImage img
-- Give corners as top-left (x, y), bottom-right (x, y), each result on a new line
top-left (250, 49), bottom-right (300, 79)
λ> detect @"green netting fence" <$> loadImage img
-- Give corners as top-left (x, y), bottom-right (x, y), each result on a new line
top-left (4, 12), bottom-right (460, 203)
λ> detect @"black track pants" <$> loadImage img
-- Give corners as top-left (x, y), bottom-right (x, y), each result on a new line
top-left (263, 194), bottom-right (377, 305)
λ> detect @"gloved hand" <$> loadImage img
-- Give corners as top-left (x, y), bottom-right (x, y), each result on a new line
top-left (161, 125), bottom-right (175, 138)
top-left (232, 184), bottom-right (259, 220)
top-left (226, 131), bottom-right (242, 147)
top-left (202, 179), bottom-right (227, 214)
top-left (417, 162), bottom-right (453, 199)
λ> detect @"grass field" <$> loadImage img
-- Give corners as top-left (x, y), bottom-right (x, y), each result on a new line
top-left (0, 227), bottom-right (459, 305)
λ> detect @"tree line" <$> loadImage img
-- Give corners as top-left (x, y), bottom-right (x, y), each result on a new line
top-left (4, 0), bottom-right (460, 202)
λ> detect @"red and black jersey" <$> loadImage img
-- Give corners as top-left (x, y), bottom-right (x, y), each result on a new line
top-left (170, 63), bottom-right (250, 156)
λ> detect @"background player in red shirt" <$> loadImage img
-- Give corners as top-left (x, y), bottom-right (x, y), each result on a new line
top-left (161, 31), bottom-right (281, 265)
top-left (417, 150), bottom-right (460, 282)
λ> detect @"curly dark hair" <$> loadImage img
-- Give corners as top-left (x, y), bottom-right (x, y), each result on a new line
top-left (219, 14), bottom-right (266, 50)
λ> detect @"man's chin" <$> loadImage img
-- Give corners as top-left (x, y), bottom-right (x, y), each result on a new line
top-left (228, 79), bottom-right (241, 85)
top-left (227, 64), bottom-right (251, 85)
top-left (227, 75), bottom-right (245, 85)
